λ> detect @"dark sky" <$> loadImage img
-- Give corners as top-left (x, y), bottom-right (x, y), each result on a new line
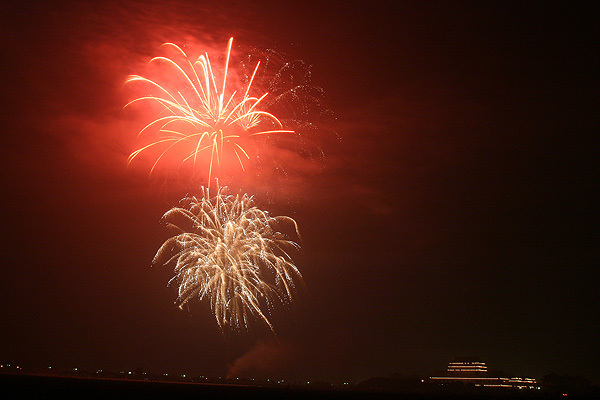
top-left (0, 0), bottom-right (597, 384)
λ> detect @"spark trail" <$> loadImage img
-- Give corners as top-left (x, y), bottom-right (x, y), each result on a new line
top-left (153, 186), bottom-right (302, 332)
top-left (126, 38), bottom-right (294, 185)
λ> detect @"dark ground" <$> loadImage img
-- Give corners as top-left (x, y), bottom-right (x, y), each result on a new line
top-left (1, 373), bottom-right (597, 400)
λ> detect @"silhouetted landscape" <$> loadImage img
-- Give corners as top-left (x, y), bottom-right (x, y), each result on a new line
top-left (2, 367), bottom-right (599, 399)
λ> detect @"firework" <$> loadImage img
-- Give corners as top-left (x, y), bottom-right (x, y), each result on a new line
top-left (125, 38), bottom-right (294, 184)
top-left (154, 186), bottom-right (302, 332)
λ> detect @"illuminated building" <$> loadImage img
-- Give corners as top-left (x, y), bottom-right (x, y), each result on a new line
top-left (447, 359), bottom-right (488, 373)
top-left (429, 357), bottom-right (540, 390)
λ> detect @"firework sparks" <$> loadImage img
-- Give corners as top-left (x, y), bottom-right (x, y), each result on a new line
top-left (153, 186), bottom-right (302, 332)
top-left (126, 37), bottom-right (294, 184)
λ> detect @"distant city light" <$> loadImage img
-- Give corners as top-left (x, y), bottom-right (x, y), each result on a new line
top-left (430, 358), bottom-right (538, 390)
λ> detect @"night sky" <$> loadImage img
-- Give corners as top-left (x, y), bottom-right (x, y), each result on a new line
top-left (1, 0), bottom-right (597, 384)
